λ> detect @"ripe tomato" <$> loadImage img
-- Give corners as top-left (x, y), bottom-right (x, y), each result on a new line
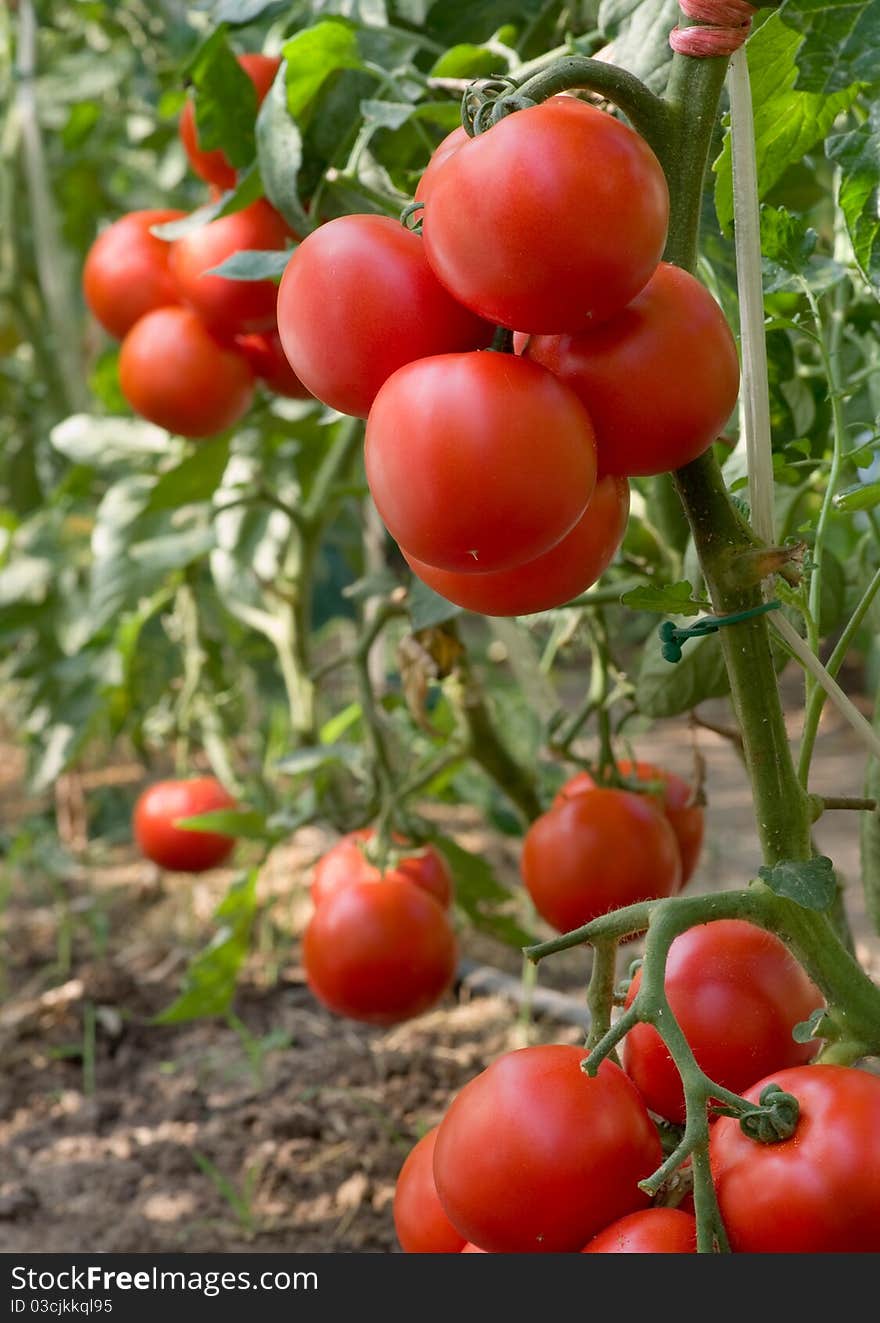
top-left (414, 125), bottom-right (469, 204)
top-left (82, 209), bottom-right (184, 340)
top-left (710, 1065), bottom-right (880, 1252)
top-left (403, 476), bottom-right (628, 617)
top-left (118, 306), bottom-right (254, 437)
top-left (393, 1127), bottom-right (466, 1253)
top-left (523, 264), bottom-right (739, 475)
top-left (582, 1207), bottom-right (697, 1253)
top-left (275, 215), bottom-right (492, 418)
top-left (460, 1244), bottom-right (486, 1253)
top-left (236, 330), bottom-right (313, 399)
top-left (622, 921), bottom-right (823, 1125)
top-left (133, 777), bottom-right (237, 872)
top-left (302, 877), bottom-right (457, 1025)
top-left (169, 199), bottom-right (291, 337)
top-left (433, 1046), bottom-right (661, 1252)
top-left (521, 789), bottom-right (681, 934)
top-left (366, 353), bottom-right (597, 573)
top-left (179, 53), bottom-right (281, 189)
top-left (311, 828), bottom-right (453, 909)
top-left (422, 98), bottom-right (668, 333)
top-left (554, 759), bottom-right (704, 885)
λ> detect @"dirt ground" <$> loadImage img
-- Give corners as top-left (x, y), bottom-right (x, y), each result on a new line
top-left (1, 683), bottom-right (878, 1254)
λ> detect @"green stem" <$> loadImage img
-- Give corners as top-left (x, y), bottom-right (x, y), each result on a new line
top-left (585, 937), bottom-right (618, 1056)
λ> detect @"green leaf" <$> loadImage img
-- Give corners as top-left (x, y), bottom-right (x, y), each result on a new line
top-left (319, 701), bottom-right (362, 745)
top-left (256, 61), bottom-right (312, 238)
top-left (409, 575), bottom-right (463, 630)
top-left (281, 20), bottom-right (366, 119)
top-left (205, 248), bottom-right (293, 280)
top-left (0, 555), bottom-right (54, 608)
top-left (430, 43), bottom-right (503, 78)
top-left (50, 415), bottom-right (174, 466)
top-left (635, 622), bottom-right (731, 718)
top-left (432, 835), bottom-right (537, 949)
top-left (598, 0), bottom-right (679, 92)
top-left (274, 743), bottom-right (361, 776)
top-left (827, 111), bottom-right (880, 295)
top-left (792, 1007), bottom-right (829, 1044)
top-left (186, 28), bottom-right (258, 170)
top-left (779, 0), bottom-right (880, 94)
top-left (757, 855), bottom-right (836, 911)
top-left (425, 0), bottom-right (546, 44)
top-left (147, 439), bottom-right (231, 512)
top-left (154, 870), bottom-right (260, 1023)
top-left (209, 0), bottom-right (286, 21)
top-left (760, 204), bottom-right (847, 294)
top-left (714, 14), bottom-right (860, 233)
top-left (835, 480), bottom-right (880, 512)
top-left (621, 581), bottom-right (707, 616)
top-left (174, 809), bottom-right (268, 839)
top-left (360, 98), bottom-right (417, 130)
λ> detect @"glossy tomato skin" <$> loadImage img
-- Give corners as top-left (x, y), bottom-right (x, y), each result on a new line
top-left (582, 1207), bottom-right (697, 1253)
top-left (83, 209), bottom-right (184, 340)
top-left (710, 1065), bottom-right (880, 1252)
top-left (622, 921), bottom-right (823, 1125)
top-left (433, 1047), bottom-right (661, 1253)
top-left (311, 828), bottom-right (453, 909)
top-left (523, 264), bottom-right (739, 475)
top-left (179, 53), bottom-right (281, 189)
top-left (170, 199), bottom-right (291, 336)
top-left (414, 126), bottom-right (469, 204)
top-left (554, 759), bottom-right (704, 885)
top-left (275, 215), bottom-right (492, 418)
top-left (366, 352), bottom-right (597, 574)
top-left (403, 476), bottom-right (628, 617)
top-left (118, 306), bottom-right (254, 438)
top-left (393, 1127), bottom-right (466, 1253)
top-left (521, 789), bottom-right (681, 934)
top-left (236, 330), bottom-right (313, 399)
top-left (133, 777), bottom-right (237, 872)
top-left (302, 877), bottom-right (457, 1025)
top-left (422, 98), bottom-right (668, 333)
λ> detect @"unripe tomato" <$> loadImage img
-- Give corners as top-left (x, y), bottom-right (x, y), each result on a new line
top-left (275, 215), bottom-right (492, 418)
top-left (118, 306), bottom-right (255, 438)
top-left (710, 1065), bottom-right (880, 1252)
top-left (554, 759), bottom-right (704, 885)
top-left (422, 98), bottom-right (669, 333)
top-left (236, 330), bottom-right (313, 399)
top-left (433, 1046), bottom-right (662, 1252)
top-left (582, 1207), bottom-right (697, 1253)
top-left (170, 199), bottom-right (291, 337)
top-left (622, 920), bottom-right (824, 1124)
top-left (302, 877), bottom-right (457, 1025)
top-left (414, 126), bottom-right (469, 204)
top-left (365, 352), bottom-right (597, 574)
top-left (82, 209), bottom-right (184, 340)
top-left (133, 777), bottom-right (237, 872)
top-left (521, 789), bottom-right (681, 933)
top-left (179, 53), bottom-right (281, 189)
top-left (403, 476), bottom-right (628, 617)
top-left (523, 264), bottom-right (740, 475)
top-left (393, 1127), bottom-right (466, 1253)
top-left (312, 828), bottom-right (453, 909)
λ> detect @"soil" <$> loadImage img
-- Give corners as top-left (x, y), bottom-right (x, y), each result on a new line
top-left (1, 686), bottom-right (878, 1254)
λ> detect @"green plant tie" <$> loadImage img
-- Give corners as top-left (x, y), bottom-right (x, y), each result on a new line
top-left (659, 600), bottom-right (781, 663)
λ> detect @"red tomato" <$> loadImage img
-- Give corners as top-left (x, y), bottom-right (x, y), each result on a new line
top-left (403, 476), bottom-right (628, 617)
top-left (133, 777), bottom-right (237, 872)
top-left (414, 126), bottom-right (469, 204)
top-left (236, 330), bottom-right (313, 399)
top-left (523, 264), bottom-right (739, 475)
top-left (275, 215), bottom-right (492, 418)
top-left (622, 921), bottom-right (823, 1125)
top-left (169, 199), bottom-right (291, 336)
top-left (179, 53), bottom-right (281, 189)
top-left (554, 759), bottom-right (704, 885)
top-left (433, 1046), bottom-right (661, 1252)
top-left (393, 1127), bottom-right (466, 1253)
top-left (460, 1244), bottom-right (486, 1253)
top-left (710, 1065), bottom-right (880, 1252)
top-left (312, 828), bottom-right (453, 909)
top-left (118, 306), bottom-right (254, 437)
top-left (366, 352), bottom-right (597, 573)
top-left (521, 789), bottom-right (681, 934)
top-left (582, 1207), bottom-right (697, 1253)
top-left (82, 209), bottom-right (184, 340)
top-left (302, 877), bottom-right (457, 1025)
top-left (422, 98), bottom-right (668, 333)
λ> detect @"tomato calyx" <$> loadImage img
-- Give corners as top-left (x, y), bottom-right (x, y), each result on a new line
top-left (711, 1082), bottom-right (801, 1144)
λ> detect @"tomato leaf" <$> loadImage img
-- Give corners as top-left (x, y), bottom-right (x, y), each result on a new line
top-left (779, 0), bottom-right (880, 95)
top-left (154, 870), bottom-right (259, 1023)
top-left (792, 1007), bottom-right (829, 1044)
top-left (186, 28), bottom-right (259, 169)
top-left (430, 44), bottom-right (504, 78)
top-left (621, 581), bottom-right (707, 615)
top-left (827, 109), bottom-right (880, 296)
top-left (205, 248), bottom-right (293, 280)
top-left (256, 61), bottom-right (313, 238)
top-left (432, 835), bottom-right (537, 949)
top-left (209, 0), bottom-right (286, 22)
top-left (275, 743), bottom-right (363, 777)
top-left (635, 624), bottom-right (731, 717)
top-left (408, 576), bottom-right (463, 630)
top-left (146, 438), bottom-right (231, 512)
top-left (757, 855), bottom-right (836, 911)
top-left (281, 20), bottom-right (366, 119)
top-left (173, 809), bottom-right (268, 839)
top-left (598, 0), bottom-right (679, 92)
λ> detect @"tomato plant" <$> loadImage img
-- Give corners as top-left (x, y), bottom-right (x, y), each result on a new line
top-left (82, 209), bottom-right (184, 340)
top-left (582, 1207), bottom-right (698, 1253)
top-left (133, 777), bottom-right (237, 873)
top-left (393, 1126), bottom-right (466, 1254)
top-left (178, 52), bottom-right (281, 190)
top-left (311, 829), bottom-right (453, 909)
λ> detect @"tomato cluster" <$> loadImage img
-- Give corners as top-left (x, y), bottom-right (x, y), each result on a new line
top-left (82, 54), bottom-right (309, 440)
top-left (302, 829), bottom-right (458, 1025)
top-left (133, 775), bottom-right (237, 872)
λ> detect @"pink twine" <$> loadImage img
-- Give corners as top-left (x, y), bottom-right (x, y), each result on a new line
top-left (669, 0), bottom-right (756, 57)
